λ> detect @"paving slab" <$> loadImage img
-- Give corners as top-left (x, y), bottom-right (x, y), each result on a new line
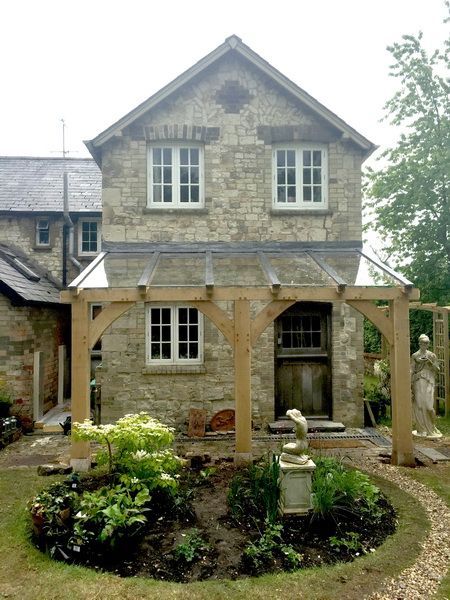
top-left (416, 446), bottom-right (450, 463)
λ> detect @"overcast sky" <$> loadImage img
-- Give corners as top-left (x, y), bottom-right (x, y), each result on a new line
top-left (0, 0), bottom-right (448, 166)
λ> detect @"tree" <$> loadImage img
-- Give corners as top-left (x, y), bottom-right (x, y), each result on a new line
top-left (365, 5), bottom-right (450, 304)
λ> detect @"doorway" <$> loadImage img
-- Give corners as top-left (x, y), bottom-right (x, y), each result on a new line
top-left (275, 302), bottom-right (331, 418)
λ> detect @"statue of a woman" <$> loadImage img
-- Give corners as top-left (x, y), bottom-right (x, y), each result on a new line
top-left (280, 409), bottom-right (310, 464)
top-left (411, 334), bottom-right (442, 438)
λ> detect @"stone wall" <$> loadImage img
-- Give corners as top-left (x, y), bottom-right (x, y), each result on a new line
top-left (97, 299), bottom-right (364, 429)
top-left (97, 301), bottom-right (275, 429)
top-left (0, 295), bottom-right (69, 416)
top-left (0, 214), bottom-right (100, 283)
top-left (96, 53), bottom-right (365, 428)
top-left (101, 55), bottom-right (363, 245)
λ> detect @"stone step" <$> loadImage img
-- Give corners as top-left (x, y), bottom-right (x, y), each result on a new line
top-left (416, 446), bottom-right (450, 462)
top-left (268, 419), bottom-right (345, 434)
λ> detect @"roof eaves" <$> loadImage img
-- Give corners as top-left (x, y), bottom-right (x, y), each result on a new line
top-left (86, 38), bottom-right (233, 151)
top-left (85, 35), bottom-right (376, 159)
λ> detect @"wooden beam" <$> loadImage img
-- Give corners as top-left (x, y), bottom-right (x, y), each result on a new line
top-left (189, 301), bottom-right (235, 346)
top-left (70, 286), bottom-right (420, 304)
top-left (70, 296), bottom-right (91, 470)
top-left (257, 252), bottom-right (281, 293)
top-left (89, 301), bottom-right (135, 350)
top-left (347, 300), bottom-right (394, 345)
top-left (234, 299), bottom-right (252, 461)
top-left (251, 299), bottom-right (296, 347)
top-left (205, 251), bottom-right (214, 294)
top-left (137, 252), bottom-right (160, 290)
top-left (307, 251), bottom-right (347, 292)
top-left (389, 296), bottom-right (415, 466)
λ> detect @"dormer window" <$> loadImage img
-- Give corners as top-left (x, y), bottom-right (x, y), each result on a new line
top-left (273, 145), bottom-right (328, 208)
top-left (36, 218), bottom-right (50, 247)
top-left (147, 145), bottom-right (204, 208)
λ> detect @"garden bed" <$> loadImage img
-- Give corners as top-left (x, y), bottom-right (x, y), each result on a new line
top-left (29, 414), bottom-right (397, 583)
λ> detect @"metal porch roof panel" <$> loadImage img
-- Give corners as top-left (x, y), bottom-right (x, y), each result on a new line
top-left (69, 241), bottom-right (413, 291)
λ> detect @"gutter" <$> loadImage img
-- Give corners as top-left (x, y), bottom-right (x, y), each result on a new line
top-left (63, 172), bottom-right (82, 280)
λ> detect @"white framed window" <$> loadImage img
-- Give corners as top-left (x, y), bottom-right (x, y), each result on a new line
top-left (36, 218), bottom-right (50, 247)
top-left (273, 145), bottom-right (328, 208)
top-left (146, 305), bottom-right (203, 364)
top-left (147, 145), bottom-right (204, 208)
top-left (79, 219), bottom-right (101, 255)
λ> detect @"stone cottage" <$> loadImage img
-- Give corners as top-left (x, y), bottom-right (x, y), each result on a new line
top-left (0, 157), bottom-right (101, 419)
top-left (79, 34), bottom-right (385, 433)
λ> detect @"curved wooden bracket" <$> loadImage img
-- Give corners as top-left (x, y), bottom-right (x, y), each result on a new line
top-left (346, 300), bottom-right (394, 346)
top-left (89, 301), bottom-right (136, 350)
top-left (189, 301), bottom-right (235, 346)
top-left (251, 299), bottom-right (297, 347)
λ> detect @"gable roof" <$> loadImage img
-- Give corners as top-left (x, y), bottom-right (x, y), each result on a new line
top-left (86, 35), bottom-right (376, 164)
top-left (0, 157), bottom-right (101, 214)
top-left (0, 243), bottom-right (61, 305)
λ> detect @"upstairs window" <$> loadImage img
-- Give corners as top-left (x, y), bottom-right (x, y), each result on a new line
top-left (146, 305), bottom-right (203, 364)
top-left (79, 219), bottom-right (101, 255)
top-left (148, 145), bottom-right (204, 208)
top-left (36, 218), bottom-right (50, 247)
top-left (273, 146), bottom-right (328, 208)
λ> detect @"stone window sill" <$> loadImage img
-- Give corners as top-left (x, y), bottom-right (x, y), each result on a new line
top-left (33, 246), bottom-right (52, 252)
top-left (142, 364), bottom-right (206, 375)
top-left (143, 207), bottom-right (209, 215)
top-left (271, 209), bottom-right (333, 216)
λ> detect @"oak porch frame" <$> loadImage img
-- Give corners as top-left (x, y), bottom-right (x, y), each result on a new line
top-left (61, 284), bottom-right (419, 470)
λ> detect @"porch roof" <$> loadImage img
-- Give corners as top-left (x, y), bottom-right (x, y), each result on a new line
top-left (67, 240), bottom-right (415, 297)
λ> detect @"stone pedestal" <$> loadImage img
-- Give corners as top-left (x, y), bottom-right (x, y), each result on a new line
top-left (279, 458), bottom-right (316, 515)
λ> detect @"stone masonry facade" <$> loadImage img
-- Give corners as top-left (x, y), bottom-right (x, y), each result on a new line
top-left (96, 53), bottom-right (365, 428)
top-left (0, 214), bottom-right (97, 284)
top-left (0, 295), bottom-right (69, 416)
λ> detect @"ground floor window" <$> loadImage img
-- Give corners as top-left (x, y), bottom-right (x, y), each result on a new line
top-left (146, 305), bottom-right (203, 364)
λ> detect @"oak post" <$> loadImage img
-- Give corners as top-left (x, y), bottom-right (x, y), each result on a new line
top-left (390, 296), bottom-right (415, 466)
top-left (70, 295), bottom-right (92, 470)
top-left (234, 299), bottom-right (252, 462)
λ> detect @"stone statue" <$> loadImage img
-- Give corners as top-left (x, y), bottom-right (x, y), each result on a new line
top-left (411, 334), bottom-right (442, 439)
top-left (280, 409), bottom-right (310, 465)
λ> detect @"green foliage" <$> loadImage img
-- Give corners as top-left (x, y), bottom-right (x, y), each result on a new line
top-left (228, 453), bottom-right (280, 526)
top-left (31, 413), bottom-right (184, 556)
top-left (312, 457), bottom-right (381, 520)
top-left (72, 412), bottom-right (182, 483)
top-left (173, 529), bottom-right (210, 564)
top-left (364, 8), bottom-right (450, 304)
top-left (72, 482), bottom-right (150, 547)
top-left (329, 531), bottom-right (364, 555)
top-left (243, 521), bottom-right (302, 573)
top-left (364, 318), bottom-right (382, 353)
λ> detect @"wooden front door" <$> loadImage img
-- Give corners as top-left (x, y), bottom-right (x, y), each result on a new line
top-left (275, 303), bottom-right (331, 418)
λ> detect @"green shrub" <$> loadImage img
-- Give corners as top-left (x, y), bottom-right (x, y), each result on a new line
top-left (173, 529), bottom-right (210, 564)
top-left (72, 482), bottom-right (150, 548)
top-left (72, 413), bottom-right (182, 486)
top-left (243, 521), bottom-right (302, 574)
top-left (312, 457), bottom-right (380, 520)
top-left (228, 453), bottom-right (280, 526)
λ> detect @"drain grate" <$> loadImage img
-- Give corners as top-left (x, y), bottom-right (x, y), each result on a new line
top-left (178, 428), bottom-right (392, 447)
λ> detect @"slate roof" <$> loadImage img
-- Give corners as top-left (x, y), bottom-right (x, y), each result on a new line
top-left (0, 157), bottom-right (101, 213)
top-left (0, 243), bottom-right (61, 304)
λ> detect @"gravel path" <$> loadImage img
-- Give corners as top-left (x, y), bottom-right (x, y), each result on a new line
top-left (353, 458), bottom-right (450, 600)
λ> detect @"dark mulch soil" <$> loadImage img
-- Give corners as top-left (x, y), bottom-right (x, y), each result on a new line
top-left (55, 463), bottom-right (397, 583)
